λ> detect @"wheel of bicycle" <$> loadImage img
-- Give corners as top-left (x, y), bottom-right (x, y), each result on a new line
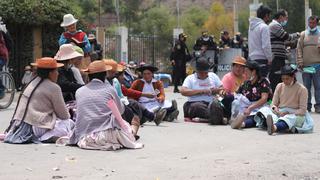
top-left (0, 71), bottom-right (15, 109)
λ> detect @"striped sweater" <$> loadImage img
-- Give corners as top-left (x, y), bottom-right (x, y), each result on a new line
top-left (269, 20), bottom-right (299, 58)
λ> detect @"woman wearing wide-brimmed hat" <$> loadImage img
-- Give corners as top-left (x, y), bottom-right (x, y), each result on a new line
top-left (69, 61), bottom-right (143, 150)
top-left (58, 14), bottom-right (91, 55)
top-left (255, 64), bottom-right (314, 135)
top-left (131, 64), bottom-right (179, 122)
top-left (55, 44), bottom-right (84, 102)
top-left (3, 57), bottom-right (74, 144)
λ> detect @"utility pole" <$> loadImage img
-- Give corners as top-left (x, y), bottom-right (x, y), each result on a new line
top-left (176, 0), bottom-right (180, 28)
top-left (98, 0), bottom-right (101, 27)
top-left (114, 0), bottom-right (120, 27)
top-left (233, 0), bottom-right (239, 35)
top-left (276, 0), bottom-right (279, 11)
top-left (305, 0), bottom-right (310, 28)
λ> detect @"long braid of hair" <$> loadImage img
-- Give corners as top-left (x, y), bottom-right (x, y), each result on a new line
top-left (5, 77), bottom-right (44, 133)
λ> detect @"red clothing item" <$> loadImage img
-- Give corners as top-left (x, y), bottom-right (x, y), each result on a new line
top-left (121, 85), bottom-right (142, 100)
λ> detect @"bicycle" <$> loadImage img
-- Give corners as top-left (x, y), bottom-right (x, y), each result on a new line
top-left (0, 65), bottom-right (15, 109)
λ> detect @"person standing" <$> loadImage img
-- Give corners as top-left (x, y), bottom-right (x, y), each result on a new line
top-left (248, 5), bottom-right (272, 77)
top-left (170, 33), bottom-right (190, 93)
top-left (297, 16), bottom-right (320, 113)
top-left (269, 9), bottom-right (300, 92)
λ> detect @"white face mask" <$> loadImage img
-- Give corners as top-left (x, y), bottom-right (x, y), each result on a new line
top-left (249, 74), bottom-right (255, 81)
top-left (289, 80), bottom-right (294, 86)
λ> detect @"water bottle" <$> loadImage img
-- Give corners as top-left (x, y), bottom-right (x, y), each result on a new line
top-left (318, 36), bottom-right (320, 49)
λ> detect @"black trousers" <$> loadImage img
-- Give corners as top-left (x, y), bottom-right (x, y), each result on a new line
top-left (172, 63), bottom-right (186, 88)
top-left (269, 57), bottom-right (286, 93)
top-left (122, 99), bottom-right (155, 125)
top-left (253, 59), bottom-right (269, 78)
top-left (183, 95), bottom-right (234, 119)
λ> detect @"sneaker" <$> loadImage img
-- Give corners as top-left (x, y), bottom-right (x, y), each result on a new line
top-left (230, 114), bottom-right (246, 129)
top-left (153, 108), bottom-right (167, 126)
top-left (166, 110), bottom-right (179, 122)
top-left (266, 115), bottom-right (275, 135)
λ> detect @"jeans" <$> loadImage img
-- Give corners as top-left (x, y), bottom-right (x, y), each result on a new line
top-left (302, 68), bottom-right (320, 110)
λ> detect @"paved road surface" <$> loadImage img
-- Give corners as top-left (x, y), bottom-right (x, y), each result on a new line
top-left (0, 88), bottom-right (319, 180)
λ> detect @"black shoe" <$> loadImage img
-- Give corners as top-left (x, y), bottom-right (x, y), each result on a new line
top-left (173, 88), bottom-right (180, 93)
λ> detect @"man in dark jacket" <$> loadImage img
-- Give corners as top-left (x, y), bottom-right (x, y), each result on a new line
top-left (194, 31), bottom-right (218, 72)
top-left (193, 31), bottom-right (217, 50)
top-left (170, 33), bottom-right (191, 93)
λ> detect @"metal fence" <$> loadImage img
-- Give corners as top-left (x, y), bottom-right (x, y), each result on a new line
top-left (105, 34), bottom-right (121, 61)
top-left (105, 34), bottom-right (171, 73)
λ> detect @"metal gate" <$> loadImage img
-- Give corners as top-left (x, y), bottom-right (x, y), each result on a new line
top-left (104, 33), bottom-right (171, 73)
top-left (105, 34), bottom-right (121, 61)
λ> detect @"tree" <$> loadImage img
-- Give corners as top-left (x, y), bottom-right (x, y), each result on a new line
top-left (238, 9), bottom-right (250, 37)
top-left (203, 2), bottom-right (234, 40)
top-left (181, 6), bottom-right (210, 48)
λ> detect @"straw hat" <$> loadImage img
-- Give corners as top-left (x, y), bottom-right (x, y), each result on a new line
top-left (31, 57), bottom-right (64, 69)
top-left (60, 14), bottom-right (78, 27)
top-left (232, 56), bottom-right (246, 66)
top-left (117, 64), bottom-right (126, 72)
top-left (55, 44), bottom-right (83, 61)
top-left (83, 60), bottom-right (112, 74)
top-left (103, 59), bottom-right (123, 72)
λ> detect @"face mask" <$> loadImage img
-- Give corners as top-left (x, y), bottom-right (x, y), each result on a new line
top-left (289, 79), bottom-right (294, 86)
top-left (280, 20), bottom-right (287, 27)
top-left (202, 37), bottom-right (209, 41)
top-left (249, 74), bottom-right (255, 81)
top-left (310, 27), bottom-right (317, 32)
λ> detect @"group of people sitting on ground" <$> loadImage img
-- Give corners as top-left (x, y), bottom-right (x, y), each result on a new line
top-left (0, 11), bottom-right (315, 151)
top-left (0, 13), bottom-right (179, 151)
top-left (181, 55), bottom-right (314, 135)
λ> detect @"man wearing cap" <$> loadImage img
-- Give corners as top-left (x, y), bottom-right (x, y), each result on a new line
top-left (59, 14), bottom-right (91, 54)
top-left (181, 57), bottom-right (233, 124)
top-left (131, 64), bottom-right (179, 122)
top-left (170, 33), bottom-right (191, 93)
top-left (193, 31), bottom-right (217, 51)
top-left (222, 56), bottom-right (247, 94)
top-left (55, 44), bottom-right (84, 102)
top-left (70, 61), bottom-right (143, 150)
top-left (219, 31), bottom-right (232, 48)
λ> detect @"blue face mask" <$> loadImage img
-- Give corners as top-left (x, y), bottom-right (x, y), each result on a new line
top-left (280, 20), bottom-right (287, 27)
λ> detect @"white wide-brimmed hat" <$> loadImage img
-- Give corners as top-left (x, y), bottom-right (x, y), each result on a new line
top-left (61, 14), bottom-right (78, 27)
top-left (54, 44), bottom-right (83, 61)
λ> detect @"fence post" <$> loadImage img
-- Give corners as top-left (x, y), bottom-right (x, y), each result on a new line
top-left (117, 26), bottom-right (128, 62)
